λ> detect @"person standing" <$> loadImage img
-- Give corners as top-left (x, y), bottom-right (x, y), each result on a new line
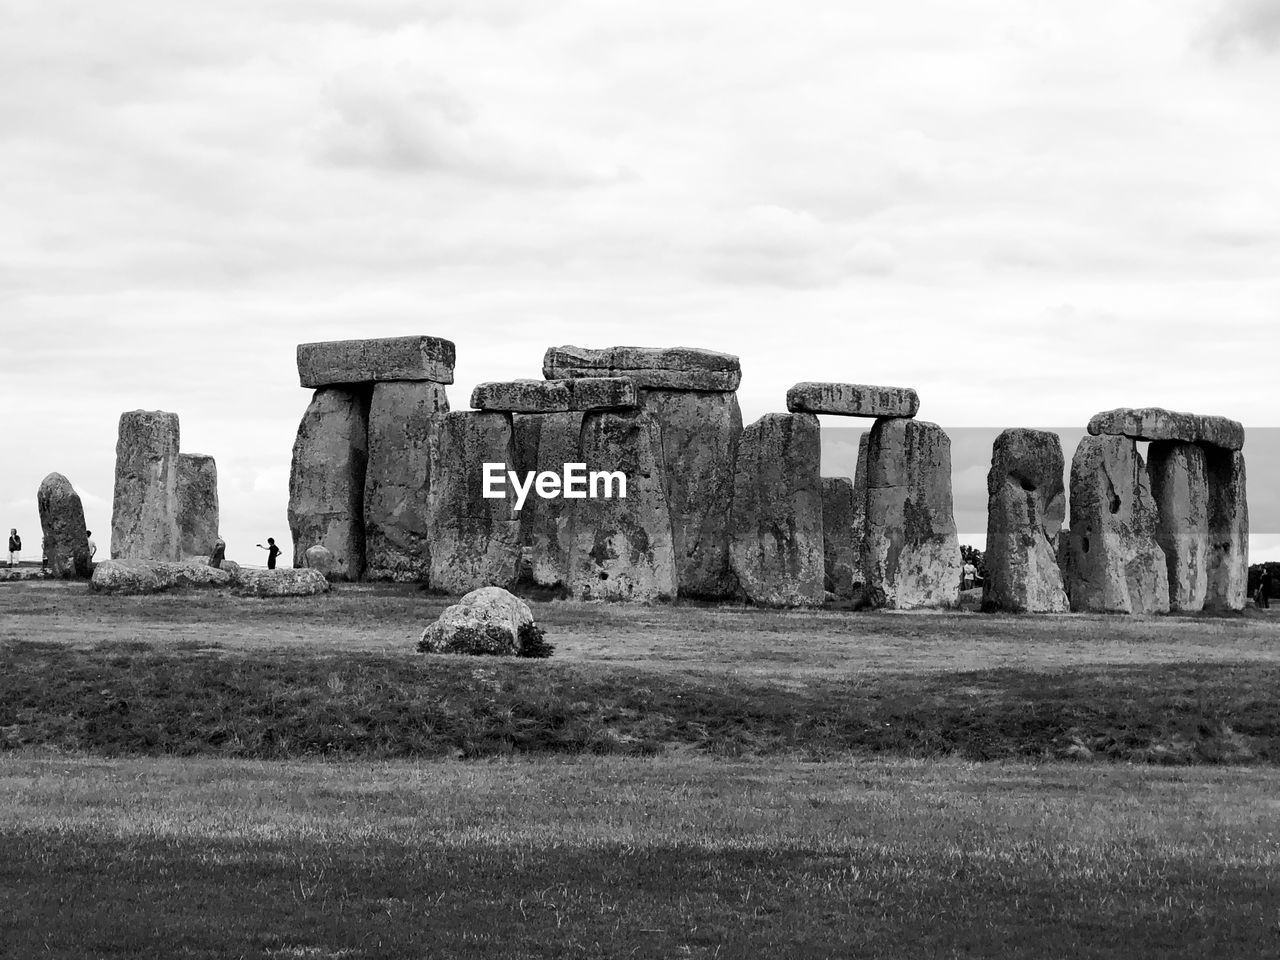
top-left (7, 529), bottom-right (19, 566)
top-left (86, 530), bottom-right (97, 560)
top-left (256, 537), bottom-right (281, 570)
top-left (209, 536), bottom-right (226, 569)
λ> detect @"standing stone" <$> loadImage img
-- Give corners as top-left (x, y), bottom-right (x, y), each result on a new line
top-left (1205, 448), bottom-right (1248, 611)
top-left (37, 473), bottom-right (91, 578)
top-left (568, 410), bottom-right (677, 601)
top-left (821, 477), bottom-right (857, 598)
top-left (851, 433), bottom-right (869, 589)
top-left (513, 411), bottom-right (584, 590)
top-left (982, 429), bottom-right (1068, 613)
top-left (176, 453), bottom-right (219, 559)
top-left (863, 419), bottom-right (961, 609)
top-left (364, 381), bottom-right (450, 582)
top-left (640, 389), bottom-right (742, 598)
top-left (1066, 435), bottom-right (1169, 614)
top-left (426, 411), bottom-right (521, 594)
top-left (1148, 441), bottom-right (1209, 612)
top-left (112, 410), bottom-right (181, 561)
top-left (728, 413), bottom-right (824, 607)
top-left (287, 387), bottom-right (370, 581)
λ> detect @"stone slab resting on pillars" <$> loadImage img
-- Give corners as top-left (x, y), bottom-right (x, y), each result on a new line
top-left (112, 410), bottom-right (182, 561)
top-left (728, 412), bottom-right (824, 607)
top-left (982, 429), bottom-right (1068, 613)
top-left (297, 336), bottom-right (456, 388)
top-left (544, 345), bottom-right (742, 392)
top-left (785, 382), bottom-right (920, 419)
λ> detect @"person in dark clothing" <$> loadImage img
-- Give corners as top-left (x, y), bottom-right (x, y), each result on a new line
top-left (1258, 571), bottom-right (1273, 610)
top-left (7, 529), bottom-right (20, 567)
top-left (257, 538), bottom-right (281, 570)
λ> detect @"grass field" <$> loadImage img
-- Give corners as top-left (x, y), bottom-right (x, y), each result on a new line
top-left (3, 580), bottom-right (1279, 957)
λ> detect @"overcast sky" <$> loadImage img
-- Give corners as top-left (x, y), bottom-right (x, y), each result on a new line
top-left (3, 0), bottom-right (1278, 564)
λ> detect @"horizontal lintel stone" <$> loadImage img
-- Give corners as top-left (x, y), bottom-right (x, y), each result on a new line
top-left (298, 336), bottom-right (455, 388)
top-left (543, 345), bottom-right (741, 392)
top-left (471, 377), bottom-right (639, 413)
top-left (1087, 407), bottom-right (1243, 451)
top-left (785, 382), bottom-right (919, 418)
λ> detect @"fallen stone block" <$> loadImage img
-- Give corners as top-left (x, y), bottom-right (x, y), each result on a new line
top-left (471, 379), bottom-right (572, 413)
top-left (303, 544), bottom-right (337, 580)
top-left (544, 345), bottom-right (741, 392)
top-left (1205, 448), bottom-right (1248, 611)
top-left (233, 568), bottom-right (330, 597)
top-left (287, 387), bottom-right (370, 581)
top-left (111, 410), bottom-right (182, 562)
top-left (1087, 408), bottom-right (1243, 451)
top-left (863, 419), bottom-right (962, 609)
top-left (640, 389), bottom-right (742, 599)
top-left (364, 381), bottom-right (449, 582)
top-left (568, 410), bottom-right (677, 601)
top-left (177, 453), bottom-right (219, 559)
top-left (1066, 435), bottom-right (1169, 614)
top-left (37, 473), bottom-right (92, 579)
top-left (426, 411), bottom-right (522, 594)
top-left (1148, 441), bottom-right (1209, 612)
top-left (297, 335), bottom-right (455, 388)
top-left (89, 559), bottom-right (233, 594)
top-left (785, 382), bottom-right (919, 419)
top-left (419, 586), bottom-right (543, 656)
top-left (982, 429), bottom-right (1068, 613)
top-left (729, 413), bottom-right (824, 607)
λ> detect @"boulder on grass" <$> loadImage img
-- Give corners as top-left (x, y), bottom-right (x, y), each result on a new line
top-left (419, 586), bottom-right (547, 656)
top-left (233, 568), bottom-right (330, 597)
top-left (89, 559), bottom-right (233, 594)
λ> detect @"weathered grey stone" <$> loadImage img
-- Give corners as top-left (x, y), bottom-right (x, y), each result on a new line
top-left (1066, 436), bottom-right (1169, 614)
top-left (1148, 441), bottom-right (1209, 612)
top-left (176, 453), bottom-right (219, 559)
top-left (567, 410), bottom-right (677, 601)
top-left (233, 568), bottom-right (330, 597)
top-left (89, 559), bottom-right (233, 594)
top-left (111, 410), bottom-right (181, 561)
top-left (303, 543), bottom-right (338, 580)
top-left (36, 473), bottom-right (91, 579)
top-left (863, 418), bottom-right (962, 609)
top-left (786, 383), bottom-right (919, 419)
top-left (297, 335), bottom-right (455, 388)
top-left (512, 412), bottom-right (584, 590)
top-left (544, 345), bottom-right (741, 392)
top-left (569, 377), bottom-right (638, 411)
top-left (471, 379), bottom-right (571, 413)
top-left (728, 413), bottom-right (824, 607)
top-left (364, 381), bottom-right (449, 582)
top-left (419, 586), bottom-right (536, 656)
top-left (982, 429), bottom-right (1068, 613)
top-left (287, 387), bottom-right (370, 581)
top-left (821, 477), bottom-right (858, 598)
top-left (640, 389), bottom-right (742, 599)
top-left (1205, 448), bottom-right (1248, 611)
top-left (850, 433), bottom-right (869, 589)
top-left (1087, 408), bottom-right (1243, 451)
top-left (426, 411), bottom-right (521, 594)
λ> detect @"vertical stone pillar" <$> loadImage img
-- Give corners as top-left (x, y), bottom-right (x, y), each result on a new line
top-left (111, 410), bottom-right (181, 561)
top-left (514, 411), bottom-right (584, 591)
top-left (982, 429), bottom-right (1068, 613)
top-left (1205, 448), bottom-right (1248, 611)
top-left (287, 387), bottom-right (370, 581)
top-left (363, 381), bottom-right (450, 581)
top-left (426, 411), bottom-right (521, 594)
top-left (863, 418), bottom-right (961, 609)
top-left (177, 453), bottom-right (220, 559)
top-left (728, 413), bottom-right (824, 607)
top-left (821, 476), bottom-right (857, 599)
top-left (37, 473), bottom-right (91, 578)
top-left (1066, 435), bottom-right (1168, 614)
top-left (1148, 441), bottom-right (1209, 612)
top-left (568, 410), bottom-right (677, 601)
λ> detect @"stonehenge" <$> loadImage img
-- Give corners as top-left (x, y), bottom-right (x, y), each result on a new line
top-left (177, 453), bottom-right (219, 558)
top-left (276, 337), bottom-right (1253, 617)
top-left (37, 472), bottom-right (92, 578)
top-left (111, 410), bottom-right (183, 561)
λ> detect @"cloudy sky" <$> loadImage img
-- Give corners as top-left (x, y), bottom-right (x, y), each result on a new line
top-left (3, 0), bottom-right (1278, 563)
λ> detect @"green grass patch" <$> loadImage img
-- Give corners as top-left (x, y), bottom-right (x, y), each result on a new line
top-left (3, 639), bottom-right (1277, 763)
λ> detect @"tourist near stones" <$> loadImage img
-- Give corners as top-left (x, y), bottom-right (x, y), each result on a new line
top-left (77, 336), bottom-right (1255, 617)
